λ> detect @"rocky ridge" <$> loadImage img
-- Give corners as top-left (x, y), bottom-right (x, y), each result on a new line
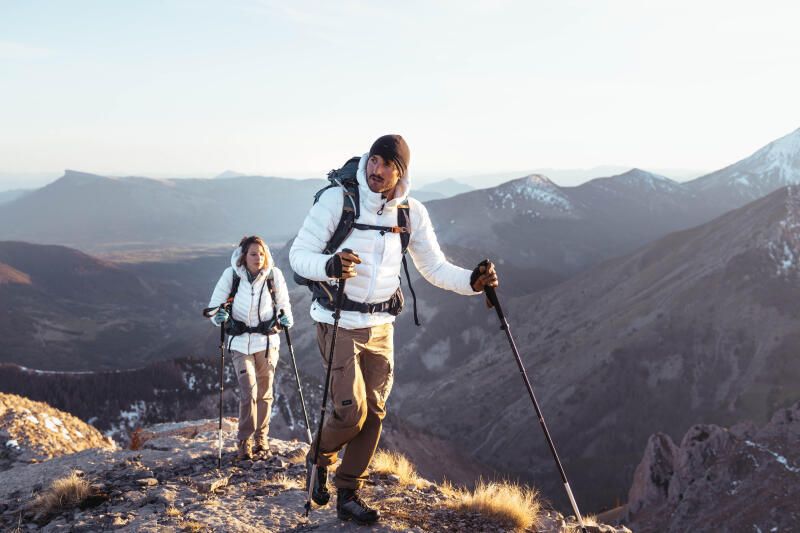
top-left (625, 401), bottom-right (800, 532)
top-left (0, 416), bottom-right (629, 532)
top-left (1, 392), bottom-right (115, 470)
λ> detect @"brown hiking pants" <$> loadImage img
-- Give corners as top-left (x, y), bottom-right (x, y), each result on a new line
top-left (312, 321), bottom-right (394, 490)
top-left (231, 347), bottom-right (279, 442)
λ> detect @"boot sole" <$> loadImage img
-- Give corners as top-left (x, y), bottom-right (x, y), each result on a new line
top-left (337, 510), bottom-right (379, 526)
top-left (311, 492), bottom-right (330, 506)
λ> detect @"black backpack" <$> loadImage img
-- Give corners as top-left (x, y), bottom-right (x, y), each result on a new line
top-left (224, 272), bottom-right (281, 337)
top-left (293, 157), bottom-right (420, 325)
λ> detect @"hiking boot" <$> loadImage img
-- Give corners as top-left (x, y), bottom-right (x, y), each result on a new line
top-left (337, 488), bottom-right (380, 525)
top-left (305, 453), bottom-right (330, 506)
top-left (253, 436), bottom-right (270, 456)
top-left (236, 439), bottom-right (252, 461)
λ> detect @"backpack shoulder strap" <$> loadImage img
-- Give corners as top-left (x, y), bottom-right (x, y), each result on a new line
top-left (324, 178), bottom-right (360, 254)
top-left (266, 275), bottom-right (277, 319)
top-left (227, 272), bottom-right (241, 303)
top-left (396, 200), bottom-right (420, 326)
top-left (396, 201), bottom-right (411, 255)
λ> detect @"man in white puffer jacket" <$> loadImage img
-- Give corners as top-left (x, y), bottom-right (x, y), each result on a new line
top-left (290, 135), bottom-right (498, 524)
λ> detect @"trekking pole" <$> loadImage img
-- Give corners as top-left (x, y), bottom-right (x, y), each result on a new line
top-left (202, 302), bottom-right (231, 470)
top-left (484, 283), bottom-right (587, 533)
top-left (305, 249), bottom-right (351, 517)
top-left (279, 309), bottom-right (313, 444)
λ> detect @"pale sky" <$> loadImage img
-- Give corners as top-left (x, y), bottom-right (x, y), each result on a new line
top-left (1, 0), bottom-right (799, 188)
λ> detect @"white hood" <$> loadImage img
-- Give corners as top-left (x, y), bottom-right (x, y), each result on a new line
top-left (230, 242), bottom-right (275, 279)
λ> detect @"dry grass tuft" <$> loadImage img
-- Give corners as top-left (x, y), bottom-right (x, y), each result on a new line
top-left (445, 478), bottom-right (542, 531)
top-left (563, 514), bottom-right (598, 532)
top-left (370, 449), bottom-right (426, 488)
top-left (182, 520), bottom-right (207, 532)
top-left (165, 506), bottom-right (182, 517)
top-left (29, 470), bottom-right (92, 516)
top-left (264, 472), bottom-right (303, 490)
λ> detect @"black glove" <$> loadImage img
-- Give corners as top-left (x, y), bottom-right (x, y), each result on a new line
top-left (325, 254), bottom-right (343, 278)
top-left (470, 259), bottom-right (491, 291)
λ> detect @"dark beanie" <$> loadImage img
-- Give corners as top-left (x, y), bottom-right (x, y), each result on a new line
top-left (369, 134), bottom-right (410, 178)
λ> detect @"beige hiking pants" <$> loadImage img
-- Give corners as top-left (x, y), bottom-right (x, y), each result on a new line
top-left (231, 347), bottom-right (279, 442)
top-left (313, 321), bottom-right (394, 490)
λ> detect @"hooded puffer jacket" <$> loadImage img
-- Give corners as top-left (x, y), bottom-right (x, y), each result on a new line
top-left (208, 245), bottom-right (292, 354)
top-left (290, 153), bottom-right (476, 330)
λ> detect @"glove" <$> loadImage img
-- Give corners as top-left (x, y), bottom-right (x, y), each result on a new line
top-left (325, 250), bottom-right (361, 279)
top-left (278, 314), bottom-right (293, 329)
top-left (470, 259), bottom-right (499, 308)
top-left (470, 259), bottom-right (499, 292)
top-left (213, 308), bottom-right (229, 325)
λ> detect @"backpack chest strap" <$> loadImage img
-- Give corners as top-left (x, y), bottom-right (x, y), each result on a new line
top-left (352, 222), bottom-right (408, 235)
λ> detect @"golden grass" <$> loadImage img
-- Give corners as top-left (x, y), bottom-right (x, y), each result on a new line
top-left (165, 506), bottom-right (182, 517)
top-left (370, 449), bottom-right (427, 488)
top-left (444, 478), bottom-right (542, 531)
top-left (182, 521), bottom-right (207, 533)
top-left (29, 470), bottom-right (92, 516)
top-left (563, 514), bottom-right (598, 532)
top-left (264, 472), bottom-right (304, 490)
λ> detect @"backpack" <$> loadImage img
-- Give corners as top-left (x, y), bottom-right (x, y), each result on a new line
top-left (293, 157), bottom-right (420, 326)
top-left (224, 271), bottom-right (282, 337)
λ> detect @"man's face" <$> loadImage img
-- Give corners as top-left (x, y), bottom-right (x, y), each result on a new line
top-left (366, 154), bottom-right (400, 195)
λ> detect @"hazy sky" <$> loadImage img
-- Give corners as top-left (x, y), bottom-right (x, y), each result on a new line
top-left (1, 0), bottom-right (799, 186)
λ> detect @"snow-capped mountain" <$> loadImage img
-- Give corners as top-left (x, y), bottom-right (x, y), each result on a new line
top-left (425, 168), bottom-right (709, 276)
top-left (399, 185), bottom-right (800, 511)
top-left (488, 174), bottom-right (575, 216)
top-left (688, 127), bottom-right (800, 205)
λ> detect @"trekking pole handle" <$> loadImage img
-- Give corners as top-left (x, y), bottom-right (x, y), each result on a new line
top-left (484, 286), bottom-right (505, 323)
top-left (202, 300), bottom-right (232, 318)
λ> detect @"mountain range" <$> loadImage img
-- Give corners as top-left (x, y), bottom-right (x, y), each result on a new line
top-left (2, 128), bottom-right (797, 275)
top-left (1, 126), bottom-right (799, 518)
top-left (392, 184), bottom-right (800, 510)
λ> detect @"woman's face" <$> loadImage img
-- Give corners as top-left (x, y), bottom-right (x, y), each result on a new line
top-left (245, 243), bottom-right (266, 273)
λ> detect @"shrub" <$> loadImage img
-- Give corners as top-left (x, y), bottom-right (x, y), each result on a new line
top-left (446, 478), bottom-right (542, 531)
top-left (29, 470), bottom-right (92, 516)
top-left (370, 449), bottom-right (426, 488)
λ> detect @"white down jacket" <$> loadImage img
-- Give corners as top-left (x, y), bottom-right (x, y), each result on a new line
top-left (208, 246), bottom-right (292, 354)
top-left (290, 153), bottom-right (476, 330)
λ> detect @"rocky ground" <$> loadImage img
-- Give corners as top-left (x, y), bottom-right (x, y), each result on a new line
top-left (0, 418), bottom-right (628, 532)
top-left (1, 392), bottom-right (115, 470)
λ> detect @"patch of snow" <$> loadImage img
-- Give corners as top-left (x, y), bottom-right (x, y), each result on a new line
top-left (43, 416), bottom-right (60, 433)
top-left (490, 175), bottom-right (573, 213)
top-left (745, 440), bottom-right (800, 473)
top-left (5, 439), bottom-right (20, 449)
top-left (73, 430), bottom-right (84, 439)
top-left (767, 186), bottom-right (800, 275)
top-left (24, 414), bottom-right (38, 425)
top-left (119, 400), bottom-right (147, 424)
top-left (184, 372), bottom-right (197, 391)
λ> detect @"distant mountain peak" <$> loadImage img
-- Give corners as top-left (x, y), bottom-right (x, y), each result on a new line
top-left (689, 127), bottom-right (800, 199)
top-left (621, 168), bottom-right (671, 181)
top-left (59, 170), bottom-right (110, 185)
top-left (491, 174), bottom-right (573, 213)
top-left (752, 126), bottom-right (800, 160)
top-left (214, 170), bottom-right (246, 179)
top-left (518, 173), bottom-right (556, 187)
top-left (606, 168), bottom-right (680, 191)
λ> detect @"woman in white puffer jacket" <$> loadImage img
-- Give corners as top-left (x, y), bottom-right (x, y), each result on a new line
top-left (208, 235), bottom-right (292, 461)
